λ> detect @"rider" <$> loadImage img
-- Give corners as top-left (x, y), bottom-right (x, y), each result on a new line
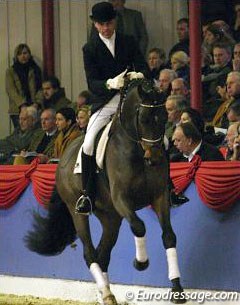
top-left (75, 1), bottom-right (188, 215)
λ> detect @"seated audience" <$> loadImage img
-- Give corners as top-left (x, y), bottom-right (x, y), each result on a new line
top-left (54, 107), bottom-right (81, 159)
top-left (147, 47), bottom-right (167, 81)
top-left (222, 122), bottom-right (240, 160)
top-left (165, 94), bottom-right (188, 155)
top-left (171, 122), bottom-right (225, 162)
top-left (231, 124), bottom-right (240, 160)
top-left (170, 51), bottom-right (190, 83)
top-left (227, 100), bottom-right (240, 123)
top-left (5, 43), bottom-right (42, 128)
top-left (76, 106), bottom-right (91, 134)
top-left (156, 69), bottom-right (177, 103)
top-left (212, 71), bottom-right (240, 128)
top-left (73, 90), bottom-right (92, 112)
top-left (202, 43), bottom-right (233, 121)
top-left (13, 108), bottom-right (58, 164)
top-left (38, 76), bottom-right (72, 111)
top-left (0, 106), bottom-right (39, 164)
top-left (232, 43), bottom-right (240, 71)
top-left (171, 78), bottom-right (190, 102)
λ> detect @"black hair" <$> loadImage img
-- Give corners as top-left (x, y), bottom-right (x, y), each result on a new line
top-left (182, 107), bottom-right (205, 135)
top-left (43, 76), bottom-right (61, 89)
top-left (56, 107), bottom-right (76, 127)
top-left (178, 122), bottom-right (202, 143)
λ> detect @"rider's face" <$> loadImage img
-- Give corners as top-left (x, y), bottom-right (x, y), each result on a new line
top-left (94, 19), bottom-right (116, 39)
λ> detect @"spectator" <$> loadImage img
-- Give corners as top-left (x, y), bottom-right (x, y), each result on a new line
top-left (223, 122), bottom-right (240, 160)
top-left (232, 43), bottom-right (240, 71)
top-left (202, 43), bottom-right (233, 121)
top-left (212, 71), bottom-right (240, 128)
top-left (13, 108), bottom-right (58, 164)
top-left (171, 78), bottom-right (190, 101)
top-left (232, 2), bottom-right (240, 42)
top-left (227, 100), bottom-right (240, 123)
top-left (168, 18), bottom-right (189, 60)
top-left (0, 106), bottom-right (38, 164)
top-left (90, 0), bottom-right (148, 56)
top-left (76, 106), bottom-right (91, 134)
top-left (231, 123), bottom-right (240, 160)
top-left (54, 107), bottom-right (81, 159)
top-left (73, 90), bottom-right (92, 112)
top-left (5, 43), bottom-right (42, 128)
top-left (170, 51), bottom-right (190, 83)
top-left (156, 69), bottom-right (177, 103)
top-left (165, 94), bottom-right (188, 154)
top-left (180, 108), bottom-right (205, 135)
top-left (38, 76), bottom-right (72, 111)
top-left (147, 47), bottom-right (167, 81)
top-left (171, 122), bottom-right (224, 162)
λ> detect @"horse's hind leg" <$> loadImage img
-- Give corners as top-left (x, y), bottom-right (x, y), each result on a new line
top-left (152, 194), bottom-right (186, 304)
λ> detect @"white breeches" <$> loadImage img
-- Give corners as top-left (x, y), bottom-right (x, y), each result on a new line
top-left (82, 94), bottom-right (120, 156)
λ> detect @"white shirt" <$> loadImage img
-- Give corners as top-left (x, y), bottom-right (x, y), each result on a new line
top-left (183, 140), bottom-right (202, 162)
top-left (99, 31), bottom-right (116, 57)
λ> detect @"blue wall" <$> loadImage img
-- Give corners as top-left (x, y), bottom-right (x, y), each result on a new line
top-left (0, 183), bottom-right (239, 292)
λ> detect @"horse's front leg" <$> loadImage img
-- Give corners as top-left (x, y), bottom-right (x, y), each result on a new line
top-left (72, 215), bottom-right (115, 305)
top-left (113, 195), bottom-right (149, 271)
top-left (152, 193), bottom-right (186, 304)
top-left (94, 209), bottom-right (123, 305)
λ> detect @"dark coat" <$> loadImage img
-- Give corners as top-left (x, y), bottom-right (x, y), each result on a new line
top-left (82, 32), bottom-right (148, 113)
top-left (171, 141), bottom-right (225, 162)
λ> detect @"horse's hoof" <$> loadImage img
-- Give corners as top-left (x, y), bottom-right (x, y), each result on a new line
top-left (103, 294), bottom-right (118, 305)
top-left (171, 288), bottom-right (187, 304)
top-left (133, 258), bottom-right (149, 271)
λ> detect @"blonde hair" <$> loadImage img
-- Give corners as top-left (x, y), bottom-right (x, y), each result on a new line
top-left (171, 51), bottom-right (189, 65)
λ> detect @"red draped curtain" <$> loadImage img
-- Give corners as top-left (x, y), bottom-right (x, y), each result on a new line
top-left (0, 160), bottom-right (240, 211)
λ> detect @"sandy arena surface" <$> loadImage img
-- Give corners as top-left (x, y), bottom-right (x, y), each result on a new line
top-left (0, 294), bottom-right (95, 305)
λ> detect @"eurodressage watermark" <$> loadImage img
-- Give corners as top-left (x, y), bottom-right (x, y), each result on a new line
top-left (125, 289), bottom-right (239, 303)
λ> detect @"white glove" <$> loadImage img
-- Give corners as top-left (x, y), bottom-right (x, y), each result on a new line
top-left (127, 71), bottom-right (144, 80)
top-left (106, 69), bottom-right (127, 90)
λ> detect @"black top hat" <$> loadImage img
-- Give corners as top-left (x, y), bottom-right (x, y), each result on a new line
top-left (90, 2), bottom-right (116, 23)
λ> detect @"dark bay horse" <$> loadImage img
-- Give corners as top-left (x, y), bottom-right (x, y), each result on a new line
top-left (26, 78), bottom-right (186, 304)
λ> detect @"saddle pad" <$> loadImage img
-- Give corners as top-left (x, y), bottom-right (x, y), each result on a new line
top-left (96, 120), bottom-right (113, 169)
top-left (73, 121), bottom-right (113, 174)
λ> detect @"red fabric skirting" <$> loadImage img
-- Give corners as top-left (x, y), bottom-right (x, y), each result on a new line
top-left (0, 161), bottom-right (240, 212)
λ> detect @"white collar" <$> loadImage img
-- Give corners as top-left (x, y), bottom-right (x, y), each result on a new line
top-left (99, 31), bottom-right (116, 57)
top-left (46, 128), bottom-right (57, 137)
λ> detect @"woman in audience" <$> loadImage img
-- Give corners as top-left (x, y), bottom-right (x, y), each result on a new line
top-left (170, 51), bottom-right (189, 83)
top-left (6, 43), bottom-right (42, 128)
top-left (231, 123), bottom-right (240, 160)
top-left (76, 106), bottom-right (91, 134)
top-left (54, 107), bottom-right (81, 159)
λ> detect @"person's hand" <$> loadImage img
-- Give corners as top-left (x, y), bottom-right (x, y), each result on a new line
top-left (20, 150), bottom-right (27, 157)
top-left (127, 71), bottom-right (144, 80)
top-left (106, 69), bottom-right (127, 90)
top-left (216, 85), bottom-right (229, 101)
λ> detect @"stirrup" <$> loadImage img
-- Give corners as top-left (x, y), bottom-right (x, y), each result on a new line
top-left (75, 194), bottom-right (93, 215)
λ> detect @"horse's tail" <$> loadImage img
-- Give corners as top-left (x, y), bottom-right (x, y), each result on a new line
top-left (24, 187), bottom-right (76, 256)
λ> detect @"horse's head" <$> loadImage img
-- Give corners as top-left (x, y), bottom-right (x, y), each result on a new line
top-left (119, 78), bottom-right (167, 146)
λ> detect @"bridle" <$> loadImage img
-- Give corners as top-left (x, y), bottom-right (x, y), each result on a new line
top-left (118, 78), bottom-right (166, 145)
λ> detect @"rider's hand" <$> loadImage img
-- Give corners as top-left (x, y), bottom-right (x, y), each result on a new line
top-left (106, 69), bottom-right (127, 90)
top-left (127, 71), bottom-right (144, 80)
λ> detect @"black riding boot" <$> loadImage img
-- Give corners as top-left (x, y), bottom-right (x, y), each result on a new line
top-left (75, 152), bottom-right (96, 215)
top-left (166, 150), bottom-right (189, 208)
